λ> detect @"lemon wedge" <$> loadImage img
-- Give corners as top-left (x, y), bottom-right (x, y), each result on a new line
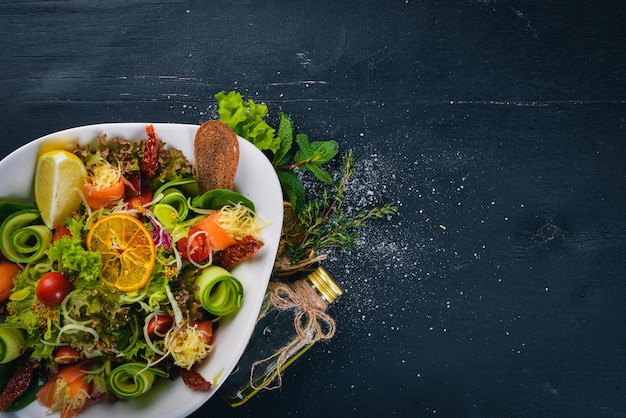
top-left (35, 150), bottom-right (87, 229)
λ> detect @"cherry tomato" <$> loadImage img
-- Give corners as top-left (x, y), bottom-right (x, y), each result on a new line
top-left (52, 226), bottom-right (72, 241)
top-left (36, 272), bottom-right (71, 307)
top-left (176, 227), bottom-right (211, 263)
top-left (54, 346), bottom-right (82, 364)
top-left (192, 320), bottom-right (213, 344)
top-left (146, 314), bottom-right (173, 339)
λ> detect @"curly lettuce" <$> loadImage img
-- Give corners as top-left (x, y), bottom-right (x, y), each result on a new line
top-left (215, 90), bottom-right (279, 152)
top-left (45, 236), bottom-right (102, 287)
top-left (73, 134), bottom-right (193, 195)
top-left (149, 142), bottom-right (193, 190)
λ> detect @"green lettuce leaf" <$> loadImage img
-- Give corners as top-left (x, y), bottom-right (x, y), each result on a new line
top-left (215, 91), bottom-right (279, 153)
top-left (45, 236), bottom-right (102, 286)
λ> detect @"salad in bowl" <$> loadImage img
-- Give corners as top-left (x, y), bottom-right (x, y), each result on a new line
top-left (0, 123), bottom-right (283, 418)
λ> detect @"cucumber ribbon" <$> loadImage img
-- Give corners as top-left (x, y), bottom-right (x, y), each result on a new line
top-left (0, 324), bottom-right (26, 364)
top-left (0, 209), bottom-right (52, 263)
top-left (108, 362), bottom-right (168, 399)
top-left (0, 201), bottom-right (34, 225)
top-left (195, 266), bottom-right (244, 317)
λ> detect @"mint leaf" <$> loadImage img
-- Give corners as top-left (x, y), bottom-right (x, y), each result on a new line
top-left (276, 169), bottom-right (306, 213)
top-left (294, 133), bottom-right (313, 161)
top-left (310, 139), bottom-right (339, 164)
top-left (294, 134), bottom-right (338, 165)
top-left (273, 112), bottom-right (294, 166)
top-left (304, 163), bottom-right (333, 184)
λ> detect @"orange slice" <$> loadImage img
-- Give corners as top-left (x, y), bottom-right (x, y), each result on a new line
top-left (86, 214), bottom-right (156, 292)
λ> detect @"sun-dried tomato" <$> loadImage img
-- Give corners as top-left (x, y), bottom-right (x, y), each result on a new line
top-left (141, 125), bottom-right (159, 178)
top-left (179, 368), bottom-right (212, 391)
top-left (0, 358), bottom-right (34, 411)
top-left (212, 236), bottom-right (264, 270)
top-left (124, 170), bottom-right (142, 197)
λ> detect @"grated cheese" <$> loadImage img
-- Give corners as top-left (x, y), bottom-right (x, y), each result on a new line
top-left (49, 378), bottom-right (90, 415)
top-left (165, 324), bottom-right (212, 370)
top-left (88, 161), bottom-right (121, 189)
top-left (216, 204), bottom-right (265, 240)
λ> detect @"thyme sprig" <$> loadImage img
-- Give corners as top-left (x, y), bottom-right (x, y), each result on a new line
top-left (274, 151), bottom-right (398, 275)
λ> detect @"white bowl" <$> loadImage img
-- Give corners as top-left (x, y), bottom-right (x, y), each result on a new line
top-left (0, 123), bottom-right (283, 418)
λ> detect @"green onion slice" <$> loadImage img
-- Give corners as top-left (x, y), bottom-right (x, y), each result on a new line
top-left (153, 177), bottom-right (199, 202)
top-left (0, 209), bottom-right (52, 263)
top-left (195, 266), bottom-right (244, 317)
top-left (153, 203), bottom-right (182, 229)
top-left (161, 189), bottom-right (189, 212)
top-left (156, 189), bottom-right (189, 223)
top-left (108, 363), bottom-right (167, 399)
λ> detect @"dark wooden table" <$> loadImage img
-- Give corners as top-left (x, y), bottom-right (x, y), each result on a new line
top-left (1, 1), bottom-right (625, 417)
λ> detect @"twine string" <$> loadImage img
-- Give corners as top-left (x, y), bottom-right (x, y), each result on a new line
top-left (249, 280), bottom-right (336, 391)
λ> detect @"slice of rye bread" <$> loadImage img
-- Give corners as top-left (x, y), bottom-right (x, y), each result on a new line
top-left (193, 120), bottom-right (239, 192)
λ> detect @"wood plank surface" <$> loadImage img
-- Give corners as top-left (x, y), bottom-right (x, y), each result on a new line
top-left (1, 1), bottom-right (625, 417)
